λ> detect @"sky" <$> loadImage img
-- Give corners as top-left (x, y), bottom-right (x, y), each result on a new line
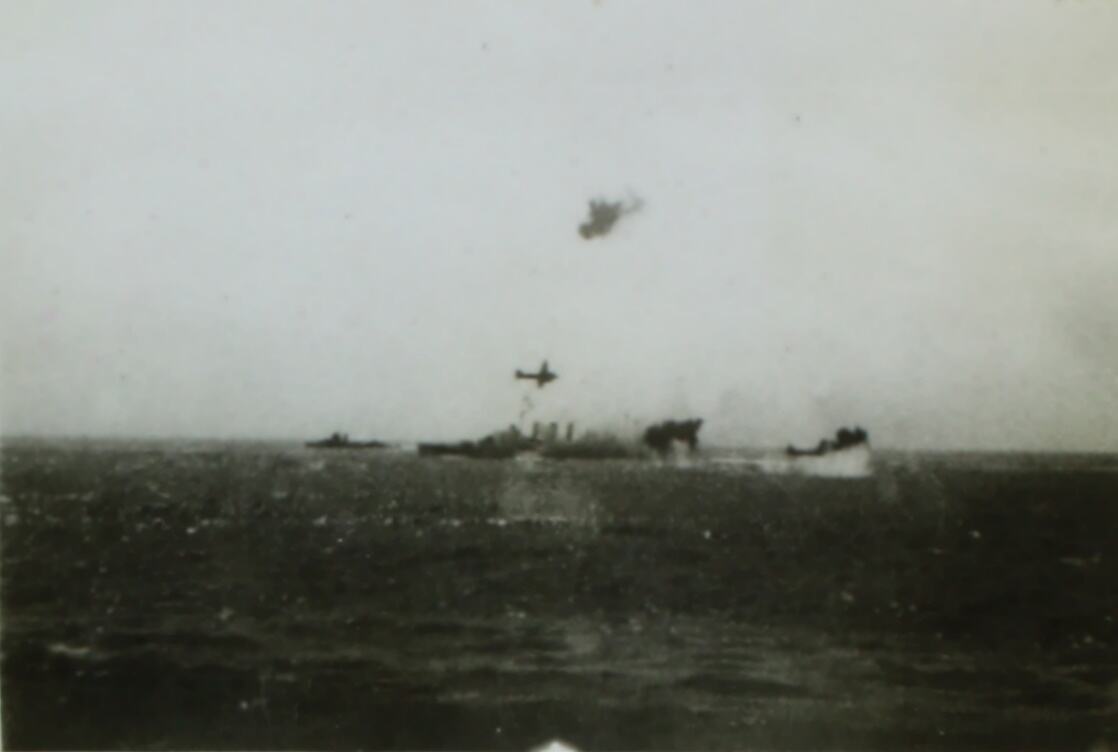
top-left (3, 1), bottom-right (1117, 451)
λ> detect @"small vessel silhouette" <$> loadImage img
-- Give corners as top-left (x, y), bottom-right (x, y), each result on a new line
top-left (305, 432), bottom-right (387, 449)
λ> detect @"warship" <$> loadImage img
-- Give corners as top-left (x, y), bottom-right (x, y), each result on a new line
top-left (418, 418), bottom-right (703, 462)
top-left (418, 422), bottom-right (576, 460)
top-left (305, 432), bottom-right (388, 450)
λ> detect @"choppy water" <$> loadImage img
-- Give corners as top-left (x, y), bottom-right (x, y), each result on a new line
top-left (2, 440), bottom-right (1116, 749)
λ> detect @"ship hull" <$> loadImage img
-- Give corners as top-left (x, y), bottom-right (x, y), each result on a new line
top-left (305, 441), bottom-right (387, 449)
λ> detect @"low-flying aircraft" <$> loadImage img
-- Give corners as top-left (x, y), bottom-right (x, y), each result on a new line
top-left (515, 360), bottom-right (558, 388)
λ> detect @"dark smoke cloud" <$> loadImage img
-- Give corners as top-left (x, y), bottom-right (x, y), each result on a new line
top-left (578, 195), bottom-right (643, 239)
top-left (643, 418), bottom-right (703, 454)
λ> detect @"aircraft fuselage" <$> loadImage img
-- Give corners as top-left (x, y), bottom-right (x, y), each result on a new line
top-left (515, 369), bottom-right (556, 387)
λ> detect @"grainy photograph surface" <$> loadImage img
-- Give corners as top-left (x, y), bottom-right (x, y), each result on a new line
top-left (2, 2), bottom-right (1117, 750)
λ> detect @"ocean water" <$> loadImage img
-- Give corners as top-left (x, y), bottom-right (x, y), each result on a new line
top-left (2, 440), bottom-right (1116, 750)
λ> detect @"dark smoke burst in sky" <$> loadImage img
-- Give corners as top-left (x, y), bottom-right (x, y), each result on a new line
top-left (578, 195), bottom-right (643, 239)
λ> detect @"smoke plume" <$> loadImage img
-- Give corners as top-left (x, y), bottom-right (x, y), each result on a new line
top-left (578, 195), bottom-right (643, 239)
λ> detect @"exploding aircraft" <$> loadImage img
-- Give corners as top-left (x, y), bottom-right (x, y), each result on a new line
top-left (515, 360), bottom-right (558, 388)
top-left (578, 194), bottom-right (644, 239)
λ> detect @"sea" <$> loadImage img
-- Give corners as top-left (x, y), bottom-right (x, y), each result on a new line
top-left (1, 439), bottom-right (1116, 750)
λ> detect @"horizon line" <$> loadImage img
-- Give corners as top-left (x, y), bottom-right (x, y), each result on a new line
top-left (1, 433), bottom-right (1116, 456)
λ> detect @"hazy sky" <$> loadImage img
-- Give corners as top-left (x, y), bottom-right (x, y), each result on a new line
top-left (3, 1), bottom-right (1117, 450)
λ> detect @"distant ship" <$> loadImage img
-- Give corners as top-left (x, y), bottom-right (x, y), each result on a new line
top-left (305, 432), bottom-right (388, 450)
top-left (760, 427), bottom-right (872, 477)
top-left (418, 423), bottom-right (574, 460)
top-left (412, 361), bottom-right (705, 462)
top-left (417, 419), bottom-right (702, 461)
